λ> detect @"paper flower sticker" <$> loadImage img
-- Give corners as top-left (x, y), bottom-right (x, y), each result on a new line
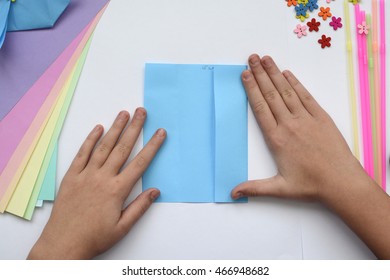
top-left (329, 16), bottom-right (343, 30)
top-left (318, 7), bottom-right (332, 20)
top-left (306, 0), bottom-right (319, 12)
top-left (294, 24), bottom-right (307, 38)
top-left (318, 34), bottom-right (331, 48)
top-left (358, 21), bottom-right (369, 35)
top-left (295, 3), bottom-right (308, 17)
top-left (286, 0), bottom-right (298, 7)
top-left (0, 0), bottom-right (70, 48)
top-left (307, 18), bottom-right (321, 32)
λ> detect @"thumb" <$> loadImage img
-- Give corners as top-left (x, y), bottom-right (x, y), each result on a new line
top-left (231, 175), bottom-right (288, 200)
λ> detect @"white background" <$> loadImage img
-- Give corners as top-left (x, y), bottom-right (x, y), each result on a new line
top-left (0, 0), bottom-right (389, 259)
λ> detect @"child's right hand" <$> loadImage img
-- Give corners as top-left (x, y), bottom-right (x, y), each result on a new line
top-left (232, 54), bottom-right (390, 259)
top-left (231, 54), bottom-right (363, 203)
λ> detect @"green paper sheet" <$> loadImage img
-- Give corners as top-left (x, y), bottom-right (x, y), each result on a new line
top-left (38, 143), bottom-right (58, 201)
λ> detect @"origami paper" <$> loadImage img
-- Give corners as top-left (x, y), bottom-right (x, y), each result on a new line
top-left (0, 1), bottom-right (10, 47)
top-left (143, 64), bottom-right (248, 203)
top-left (35, 200), bottom-right (43, 208)
top-left (34, 144), bottom-right (57, 208)
top-left (23, 37), bottom-right (93, 220)
top-left (38, 144), bottom-right (58, 202)
top-left (0, 9), bottom-right (105, 212)
top-left (5, 65), bottom-right (74, 217)
top-left (0, 0), bottom-right (110, 120)
top-left (7, 0), bottom-right (70, 32)
top-left (0, 19), bottom-right (90, 176)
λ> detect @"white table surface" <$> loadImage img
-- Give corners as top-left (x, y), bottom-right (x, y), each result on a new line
top-left (0, 0), bottom-right (389, 260)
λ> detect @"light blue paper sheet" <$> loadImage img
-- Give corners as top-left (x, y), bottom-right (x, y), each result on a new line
top-left (143, 63), bottom-right (248, 203)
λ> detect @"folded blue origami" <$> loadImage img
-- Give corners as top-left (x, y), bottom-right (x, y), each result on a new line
top-left (0, 0), bottom-right (70, 47)
top-left (143, 63), bottom-right (248, 203)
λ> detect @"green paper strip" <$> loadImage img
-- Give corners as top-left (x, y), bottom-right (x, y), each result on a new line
top-left (38, 143), bottom-right (58, 201)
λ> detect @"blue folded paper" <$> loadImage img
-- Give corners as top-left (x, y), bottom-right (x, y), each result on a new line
top-left (0, 0), bottom-right (10, 46)
top-left (0, 0), bottom-right (70, 48)
top-left (143, 63), bottom-right (248, 203)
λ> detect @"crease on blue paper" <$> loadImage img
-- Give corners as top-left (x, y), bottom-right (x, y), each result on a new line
top-left (143, 63), bottom-right (248, 203)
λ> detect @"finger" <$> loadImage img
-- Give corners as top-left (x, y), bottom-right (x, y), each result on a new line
top-left (249, 54), bottom-right (291, 121)
top-left (118, 128), bottom-right (166, 196)
top-left (117, 188), bottom-right (160, 235)
top-left (282, 70), bottom-right (325, 117)
top-left (89, 111), bottom-right (130, 168)
top-left (69, 125), bottom-right (104, 173)
top-left (103, 108), bottom-right (146, 174)
top-left (231, 175), bottom-right (288, 199)
top-left (242, 70), bottom-right (277, 133)
top-left (261, 56), bottom-right (306, 116)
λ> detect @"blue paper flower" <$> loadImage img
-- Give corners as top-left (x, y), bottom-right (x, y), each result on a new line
top-left (306, 0), bottom-right (319, 12)
top-left (295, 3), bottom-right (308, 17)
top-left (0, 0), bottom-right (70, 48)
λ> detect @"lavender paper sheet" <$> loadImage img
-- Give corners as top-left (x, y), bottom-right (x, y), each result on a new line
top-left (0, 0), bottom-right (109, 121)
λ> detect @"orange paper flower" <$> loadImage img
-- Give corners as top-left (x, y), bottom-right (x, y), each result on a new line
top-left (286, 0), bottom-right (298, 7)
top-left (318, 6), bottom-right (332, 20)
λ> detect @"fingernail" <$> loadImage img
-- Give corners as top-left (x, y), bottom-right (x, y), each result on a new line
top-left (93, 125), bottom-right (102, 133)
top-left (156, 128), bottom-right (166, 137)
top-left (242, 70), bottom-right (252, 81)
top-left (234, 192), bottom-right (242, 199)
top-left (135, 108), bottom-right (146, 119)
top-left (261, 56), bottom-right (272, 67)
top-left (249, 55), bottom-right (260, 66)
top-left (150, 190), bottom-right (160, 201)
top-left (118, 111), bottom-right (129, 121)
top-left (282, 70), bottom-right (291, 78)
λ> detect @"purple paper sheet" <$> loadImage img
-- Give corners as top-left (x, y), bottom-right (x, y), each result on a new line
top-left (0, 0), bottom-right (109, 121)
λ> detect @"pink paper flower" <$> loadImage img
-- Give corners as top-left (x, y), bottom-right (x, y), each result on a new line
top-left (326, 0), bottom-right (335, 3)
top-left (358, 21), bottom-right (369, 35)
top-left (294, 24), bottom-right (307, 38)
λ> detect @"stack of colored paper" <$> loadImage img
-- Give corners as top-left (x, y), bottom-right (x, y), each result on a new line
top-left (0, 0), bottom-right (110, 220)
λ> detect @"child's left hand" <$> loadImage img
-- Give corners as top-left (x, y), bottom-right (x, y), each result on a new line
top-left (28, 108), bottom-right (166, 259)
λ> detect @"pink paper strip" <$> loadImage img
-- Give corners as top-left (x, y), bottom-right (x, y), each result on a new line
top-left (361, 11), bottom-right (374, 178)
top-left (355, 5), bottom-right (370, 176)
top-left (379, 0), bottom-right (386, 190)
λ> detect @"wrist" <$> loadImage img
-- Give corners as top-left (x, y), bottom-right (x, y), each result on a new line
top-left (27, 228), bottom-right (92, 260)
top-left (317, 155), bottom-right (372, 207)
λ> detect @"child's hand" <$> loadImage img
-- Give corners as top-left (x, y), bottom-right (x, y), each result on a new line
top-left (232, 55), bottom-right (390, 259)
top-left (28, 108), bottom-right (166, 259)
top-left (231, 54), bottom-right (363, 203)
